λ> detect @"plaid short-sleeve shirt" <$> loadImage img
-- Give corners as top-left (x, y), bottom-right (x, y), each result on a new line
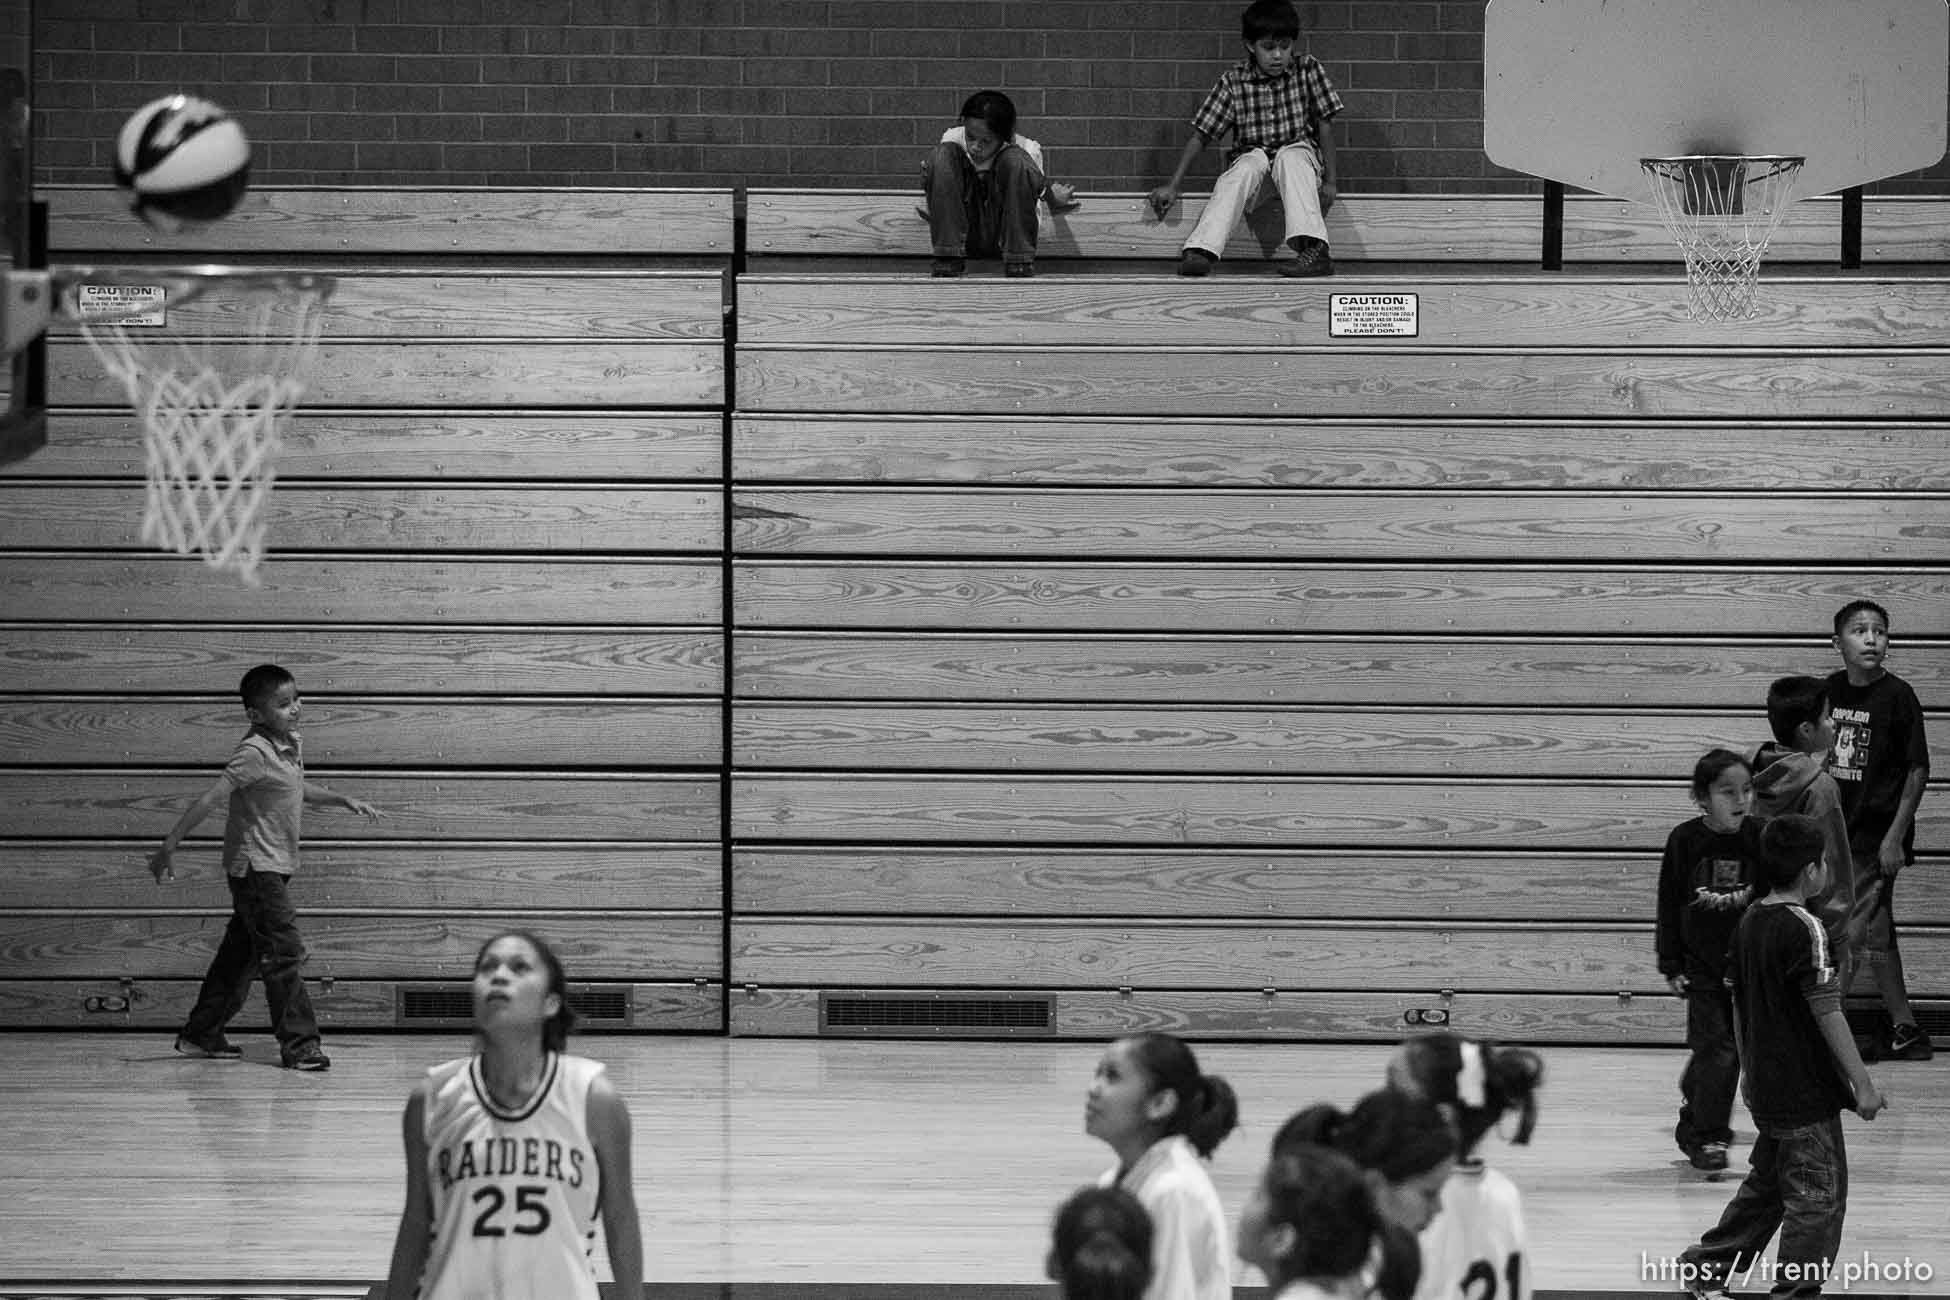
top-left (1190, 55), bottom-right (1343, 161)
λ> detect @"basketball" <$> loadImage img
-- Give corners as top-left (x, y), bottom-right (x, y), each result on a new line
top-left (111, 94), bottom-right (251, 232)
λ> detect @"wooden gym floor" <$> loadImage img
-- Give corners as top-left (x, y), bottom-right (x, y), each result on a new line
top-left (1, 1034), bottom-right (1945, 1299)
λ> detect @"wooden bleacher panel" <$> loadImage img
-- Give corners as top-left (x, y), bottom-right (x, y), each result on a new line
top-left (733, 563), bottom-right (1947, 634)
top-left (730, 704), bottom-right (1949, 776)
top-left (744, 190), bottom-right (1859, 264)
top-left (732, 987), bottom-right (1686, 1042)
top-left (728, 203), bottom-right (1950, 1043)
top-left (734, 633), bottom-right (1950, 706)
top-left (733, 414), bottom-right (1950, 491)
top-left (7, 412), bottom-right (724, 480)
top-left (0, 978), bottom-right (722, 1032)
top-left (1, 843), bottom-right (723, 910)
top-left (0, 912), bottom-right (719, 981)
top-left (0, 699), bottom-right (721, 766)
top-left (1, 557), bottom-right (720, 622)
top-left (737, 346), bottom-right (1950, 419)
top-left (45, 186), bottom-right (735, 256)
top-left (731, 489), bottom-right (1948, 562)
top-left (0, 625), bottom-right (722, 695)
top-left (3, 771), bottom-right (718, 839)
top-left (739, 275), bottom-right (1950, 349)
top-left (0, 188), bottom-right (732, 1030)
top-left (731, 846), bottom-right (1950, 924)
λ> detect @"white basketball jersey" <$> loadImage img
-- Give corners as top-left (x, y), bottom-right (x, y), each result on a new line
top-left (418, 1052), bottom-right (606, 1300)
top-left (1412, 1162), bottom-right (1530, 1300)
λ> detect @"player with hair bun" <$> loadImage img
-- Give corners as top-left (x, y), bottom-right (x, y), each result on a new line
top-left (1048, 1184), bottom-right (1155, 1300)
top-left (1240, 1143), bottom-right (1414, 1300)
top-left (1085, 1032), bottom-right (1240, 1300)
top-left (1387, 1032), bottom-right (1546, 1300)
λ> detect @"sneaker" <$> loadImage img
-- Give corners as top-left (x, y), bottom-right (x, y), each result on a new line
top-left (1280, 241), bottom-right (1335, 277)
top-left (1177, 248), bottom-right (1216, 277)
top-left (1685, 1281), bottom-right (1737, 1300)
top-left (1888, 1023), bottom-right (1935, 1060)
top-left (1004, 261), bottom-right (1035, 279)
top-left (930, 257), bottom-right (966, 279)
top-left (174, 1031), bottom-right (242, 1060)
top-left (1690, 1141), bottom-right (1730, 1172)
top-left (284, 1050), bottom-right (332, 1072)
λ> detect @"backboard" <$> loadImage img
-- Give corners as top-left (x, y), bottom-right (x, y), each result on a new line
top-left (1, 1), bottom-right (44, 465)
top-left (1485, 0), bottom-right (1949, 202)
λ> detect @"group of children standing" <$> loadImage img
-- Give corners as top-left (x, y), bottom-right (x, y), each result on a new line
top-left (1657, 599), bottom-right (1930, 1300)
top-left (924, 0), bottom-right (1341, 279)
top-left (1051, 1030), bottom-right (1544, 1300)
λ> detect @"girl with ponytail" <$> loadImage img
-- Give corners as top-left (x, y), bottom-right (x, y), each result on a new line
top-left (1083, 1033), bottom-right (1240, 1300)
top-left (1386, 1033), bottom-right (1545, 1300)
top-left (1048, 1185), bottom-right (1154, 1300)
top-left (1272, 1089), bottom-right (1458, 1300)
top-left (1239, 1144), bottom-right (1416, 1300)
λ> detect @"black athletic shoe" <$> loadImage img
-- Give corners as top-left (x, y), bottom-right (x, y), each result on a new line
top-left (1177, 248), bottom-right (1216, 277)
top-left (284, 1050), bottom-right (332, 1072)
top-left (1689, 1141), bottom-right (1730, 1172)
top-left (930, 257), bottom-right (966, 278)
top-left (174, 1031), bottom-right (242, 1060)
top-left (1888, 1023), bottom-right (1935, 1060)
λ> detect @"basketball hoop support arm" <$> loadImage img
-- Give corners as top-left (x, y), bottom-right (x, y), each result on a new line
top-left (1, 267), bottom-right (51, 357)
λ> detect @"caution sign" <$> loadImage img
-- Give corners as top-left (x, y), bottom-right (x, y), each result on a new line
top-left (76, 284), bottom-right (167, 327)
top-left (1329, 292), bottom-right (1417, 337)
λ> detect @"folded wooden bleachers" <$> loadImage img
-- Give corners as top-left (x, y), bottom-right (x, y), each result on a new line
top-left (4, 186), bottom-right (1947, 1045)
top-left (730, 191), bottom-right (1950, 1042)
top-left (0, 187), bottom-right (732, 1032)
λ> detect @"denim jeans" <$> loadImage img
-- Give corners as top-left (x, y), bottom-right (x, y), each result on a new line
top-left (1682, 1114), bottom-right (1848, 1298)
top-left (182, 870), bottom-right (322, 1062)
top-left (1676, 985), bottom-right (1739, 1149)
top-left (922, 141), bottom-right (1045, 263)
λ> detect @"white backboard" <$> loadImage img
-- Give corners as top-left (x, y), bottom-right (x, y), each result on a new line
top-left (1486, 0), bottom-right (1949, 201)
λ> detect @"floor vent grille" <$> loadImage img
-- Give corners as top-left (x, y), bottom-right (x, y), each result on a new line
top-left (819, 991), bottom-right (1056, 1037)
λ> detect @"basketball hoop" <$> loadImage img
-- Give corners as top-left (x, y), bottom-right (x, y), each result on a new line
top-left (56, 266), bottom-right (332, 584)
top-left (1640, 154), bottom-right (1804, 321)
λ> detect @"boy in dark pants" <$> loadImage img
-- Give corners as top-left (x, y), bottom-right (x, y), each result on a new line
top-left (1657, 748), bottom-right (1765, 1172)
top-left (1680, 815), bottom-right (1884, 1300)
top-left (1825, 598), bottom-right (1933, 1060)
top-left (149, 664), bottom-right (380, 1071)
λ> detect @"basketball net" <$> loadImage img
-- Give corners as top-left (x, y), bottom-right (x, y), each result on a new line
top-left (74, 273), bottom-right (331, 585)
top-left (1640, 155), bottom-right (1804, 321)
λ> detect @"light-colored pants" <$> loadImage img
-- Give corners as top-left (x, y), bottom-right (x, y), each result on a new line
top-left (1184, 142), bottom-right (1329, 260)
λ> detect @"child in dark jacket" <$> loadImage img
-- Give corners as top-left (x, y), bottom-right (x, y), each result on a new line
top-left (1656, 748), bottom-right (1765, 1173)
top-left (1752, 675), bottom-right (1856, 989)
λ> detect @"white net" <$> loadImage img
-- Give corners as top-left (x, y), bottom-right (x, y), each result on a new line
top-left (1640, 155), bottom-right (1804, 321)
top-left (74, 273), bottom-right (331, 584)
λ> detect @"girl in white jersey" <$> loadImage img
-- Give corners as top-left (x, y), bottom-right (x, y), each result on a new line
top-left (1386, 1034), bottom-right (1544, 1300)
top-left (1085, 1032), bottom-right (1240, 1300)
top-left (1271, 1090), bottom-right (1459, 1300)
top-left (1239, 1144), bottom-right (1414, 1300)
top-left (383, 930), bottom-right (643, 1300)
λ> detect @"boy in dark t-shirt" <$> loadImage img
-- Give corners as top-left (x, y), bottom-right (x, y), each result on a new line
top-left (1678, 815), bottom-right (1884, 1300)
top-left (1825, 598), bottom-right (1932, 1060)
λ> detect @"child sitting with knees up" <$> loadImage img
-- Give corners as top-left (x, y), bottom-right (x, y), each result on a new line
top-left (921, 89), bottom-right (1078, 279)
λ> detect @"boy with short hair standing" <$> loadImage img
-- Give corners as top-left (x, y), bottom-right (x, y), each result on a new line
top-left (1679, 815), bottom-right (1884, 1300)
top-left (1752, 675), bottom-right (1856, 982)
top-left (1148, 0), bottom-right (1343, 278)
top-left (149, 664), bottom-right (381, 1071)
top-left (1825, 599), bottom-right (1933, 1061)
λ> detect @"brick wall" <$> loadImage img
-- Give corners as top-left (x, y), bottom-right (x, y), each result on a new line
top-left (26, 0), bottom-right (1950, 194)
